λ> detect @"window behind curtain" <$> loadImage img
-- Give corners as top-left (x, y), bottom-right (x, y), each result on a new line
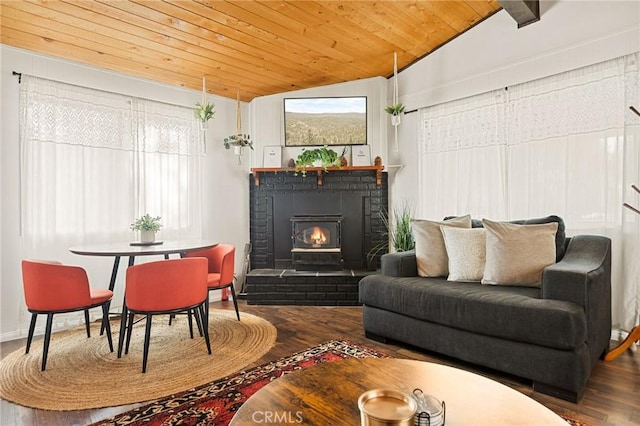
top-left (19, 76), bottom-right (202, 255)
top-left (417, 53), bottom-right (640, 331)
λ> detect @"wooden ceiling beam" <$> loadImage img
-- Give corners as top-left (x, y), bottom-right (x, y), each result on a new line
top-left (498, 0), bottom-right (540, 28)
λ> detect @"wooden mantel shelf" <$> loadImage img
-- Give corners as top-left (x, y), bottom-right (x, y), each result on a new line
top-left (250, 165), bottom-right (384, 187)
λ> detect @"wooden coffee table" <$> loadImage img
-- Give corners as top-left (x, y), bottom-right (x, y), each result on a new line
top-left (230, 358), bottom-right (567, 425)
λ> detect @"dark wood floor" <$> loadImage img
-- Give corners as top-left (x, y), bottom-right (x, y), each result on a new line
top-left (1, 300), bottom-right (639, 425)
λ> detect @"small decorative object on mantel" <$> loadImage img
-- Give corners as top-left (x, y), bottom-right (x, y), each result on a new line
top-left (340, 153), bottom-right (348, 167)
top-left (352, 145), bottom-right (372, 166)
top-left (129, 213), bottom-right (162, 245)
top-left (224, 89), bottom-right (254, 165)
top-left (262, 146), bottom-right (282, 168)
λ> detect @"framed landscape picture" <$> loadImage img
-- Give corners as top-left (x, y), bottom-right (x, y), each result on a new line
top-left (284, 96), bottom-right (367, 147)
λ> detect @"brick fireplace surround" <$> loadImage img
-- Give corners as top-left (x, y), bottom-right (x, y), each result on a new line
top-left (247, 168), bottom-right (388, 305)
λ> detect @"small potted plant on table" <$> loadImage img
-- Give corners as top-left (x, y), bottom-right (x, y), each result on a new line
top-left (130, 214), bottom-right (162, 244)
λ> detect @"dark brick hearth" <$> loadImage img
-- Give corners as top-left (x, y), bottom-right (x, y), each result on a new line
top-left (248, 169), bottom-right (388, 305)
top-left (246, 269), bottom-right (377, 305)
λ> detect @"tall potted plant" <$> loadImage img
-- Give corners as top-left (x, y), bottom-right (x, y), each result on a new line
top-left (366, 202), bottom-right (415, 269)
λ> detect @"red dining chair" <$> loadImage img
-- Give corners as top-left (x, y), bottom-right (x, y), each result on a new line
top-left (21, 259), bottom-right (114, 371)
top-left (185, 244), bottom-right (239, 321)
top-left (122, 257), bottom-right (211, 373)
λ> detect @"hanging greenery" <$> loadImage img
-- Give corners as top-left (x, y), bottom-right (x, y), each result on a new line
top-left (384, 103), bottom-right (405, 116)
top-left (195, 101), bottom-right (216, 122)
top-left (294, 146), bottom-right (344, 176)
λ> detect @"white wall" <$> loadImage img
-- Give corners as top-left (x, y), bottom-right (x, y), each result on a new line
top-left (390, 0), bottom-right (640, 208)
top-left (0, 45), bottom-right (251, 341)
top-left (249, 77), bottom-right (388, 168)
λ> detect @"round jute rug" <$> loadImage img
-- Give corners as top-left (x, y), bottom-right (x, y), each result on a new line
top-left (0, 309), bottom-right (277, 411)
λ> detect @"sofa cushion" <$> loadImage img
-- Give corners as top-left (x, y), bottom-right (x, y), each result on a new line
top-left (445, 215), bottom-right (567, 261)
top-left (481, 219), bottom-right (558, 287)
top-left (411, 214), bottom-right (471, 277)
top-left (440, 227), bottom-right (486, 282)
top-left (359, 275), bottom-right (587, 350)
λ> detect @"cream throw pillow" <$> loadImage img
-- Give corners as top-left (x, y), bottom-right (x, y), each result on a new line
top-left (411, 215), bottom-right (471, 277)
top-left (440, 227), bottom-right (486, 282)
top-left (481, 219), bottom-right (558, 287)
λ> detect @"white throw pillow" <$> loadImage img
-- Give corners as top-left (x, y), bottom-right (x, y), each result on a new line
top-left (481, 219), bottom-right (558, 287)
top-left (411, 215), bottom-right (471, 277)
top-left (440, 227), bottom-right (486, 282)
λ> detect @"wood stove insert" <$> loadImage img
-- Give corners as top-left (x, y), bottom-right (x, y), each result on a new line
top-left (291, 215), bottom-right (343, 271)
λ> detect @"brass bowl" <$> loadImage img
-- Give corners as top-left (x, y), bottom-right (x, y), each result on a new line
top-left (358, 389), bottom-right (417, 426)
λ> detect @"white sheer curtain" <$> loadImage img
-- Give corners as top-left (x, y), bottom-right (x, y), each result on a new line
top-left (19, 76), bottom-right (202, 329)
top-left (418, 53), bottom-right (640, 332)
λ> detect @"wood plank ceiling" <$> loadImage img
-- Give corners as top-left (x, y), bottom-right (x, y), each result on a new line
top-left (1, 1), bottom-right (502, 102)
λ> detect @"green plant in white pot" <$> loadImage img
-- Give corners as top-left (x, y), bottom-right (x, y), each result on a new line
top-left (384, 102), bottom-right (405, 126)
top-left (294, 146), bottom-right (343, 176)
top-left (130, 214), bottom-right (162, 243)
top-left (195, 102), bottom-right (215, 130)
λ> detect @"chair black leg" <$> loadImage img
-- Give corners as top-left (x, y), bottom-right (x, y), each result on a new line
top-left (187, 309), bottom-right (194, 339)
top-left (142, 314), bottom-right (152, 373)
top-left (205, 292), bottom-right (210, 320)
top-left (26, 313), bottom-right (37, 354)
top-left (125, 311), bottom-right (135, 355)
top-left (228, 285), bottom-right (240, 321)
top-left (101, 303), bottom-right (114, 352)
top-left (193, 307), bottom-right (203, 337)
top-left (84, 309), bottom-right (91, 338)
top-left (199, 303), bottom-right (212, 355)
top-left (41, 313), bottom-right (54, 371)
top-left (117, 304), bottom-right (128, 358)
top-left (100, 300), bottom-right (111, 336)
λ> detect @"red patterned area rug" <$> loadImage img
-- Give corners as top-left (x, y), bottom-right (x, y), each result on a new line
top-left (91, 339), bottom-right (386, 426)
top-left (91, 339), bottom-right (587, 426)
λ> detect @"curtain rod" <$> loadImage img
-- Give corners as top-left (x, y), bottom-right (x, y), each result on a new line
top-left (11, 71), bottom-right (195, 111)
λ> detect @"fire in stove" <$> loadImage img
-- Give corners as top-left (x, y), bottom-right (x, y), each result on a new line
top-left (303, 226), bottom-right (329, 247)
top-left (290, 215), bottom-right (343, 271)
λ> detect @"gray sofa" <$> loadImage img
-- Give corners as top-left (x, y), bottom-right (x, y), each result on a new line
top-left (359, 219), bottom-right (611, 402)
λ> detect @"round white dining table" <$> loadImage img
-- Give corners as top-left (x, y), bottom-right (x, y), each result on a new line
top-left (69, 239), bottom-right (218, 357)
